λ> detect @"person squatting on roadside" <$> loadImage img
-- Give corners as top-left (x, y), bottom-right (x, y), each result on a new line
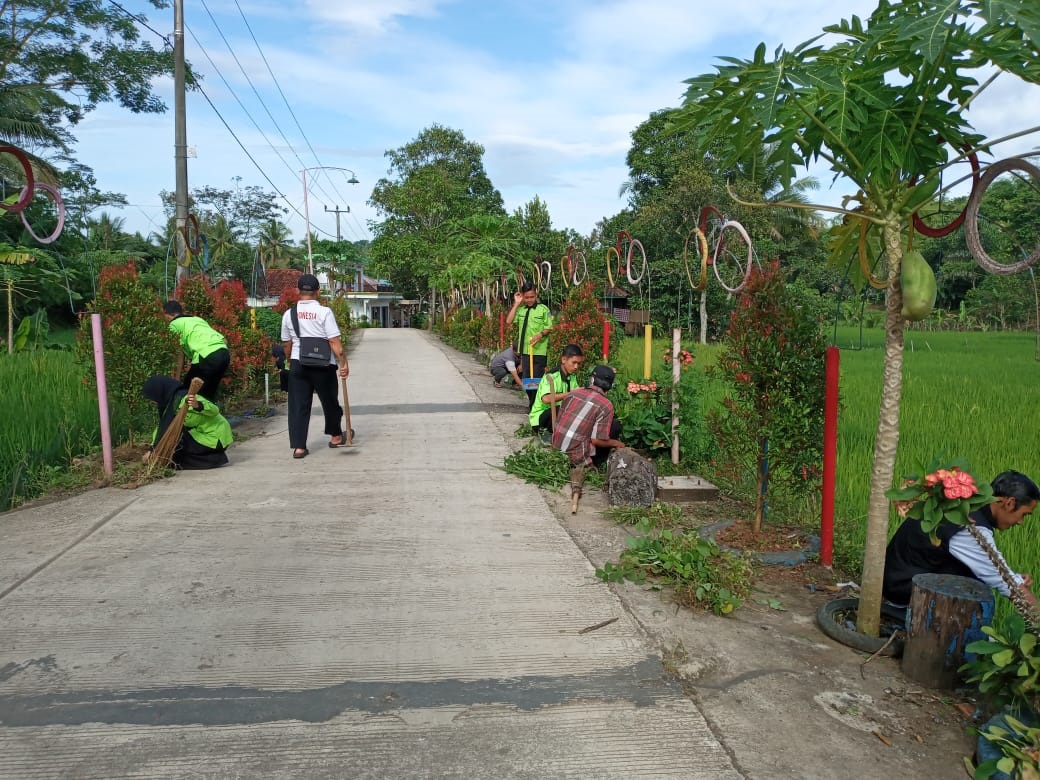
top-left (489, 343), bottom-right (522, 389)
top-left (163, 300), bottom-right (231, 402)
top-left (552, 365), bottom-right (625, 504)
top-left (506, 282), bottom-right (553, 411)
top-left (280, 274), bottom-right (350, 459)
top-left (529, 343), bottom-right (584, 433)
top-left (141, 375), bottom-right (233, 470)
top-left (882, 470), bottom-right (1040, 608)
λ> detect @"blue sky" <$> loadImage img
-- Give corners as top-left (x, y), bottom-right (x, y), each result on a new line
top-left (72, 0), bottom-right (1040, 246)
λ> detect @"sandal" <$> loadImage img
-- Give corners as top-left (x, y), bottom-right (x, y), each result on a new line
top-left (329, 430), bottom-right (355, 447)
top-left (292, 448), bottom-right (308, 459)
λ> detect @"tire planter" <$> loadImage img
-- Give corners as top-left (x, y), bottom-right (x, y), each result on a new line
top-left (699, 520), bottom-right (820, 567)
top-left (816, 598), bottom-right (907, 657)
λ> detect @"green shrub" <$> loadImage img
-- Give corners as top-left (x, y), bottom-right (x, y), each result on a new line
top-left (596, 528), bottom-right (754, 616)
top-left (708, 261), bottom-right (827, 529)
top-left (75, 262), bottom-right (180, 438)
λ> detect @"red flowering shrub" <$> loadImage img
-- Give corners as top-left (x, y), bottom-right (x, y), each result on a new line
top-left (708, 261), bottom-right (827, 530)
top-left (549, 284), bottom-right (617, 365)
top-left (174, 275), bottom-right (214, 319)
top-left (76, 262), bottom-right (180, 438)
top-left (172, 275), bottom-right (273, 407)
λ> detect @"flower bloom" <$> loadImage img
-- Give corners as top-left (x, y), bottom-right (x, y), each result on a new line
top-left (942, 469), bottom-right (977, 500)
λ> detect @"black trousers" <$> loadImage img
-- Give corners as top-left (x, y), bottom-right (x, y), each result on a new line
top-left (287, 360), bottom-right (343, 450)
top-left (185, 348), bottom-right (230, 402)
top-left (591, 419), bottom-right (624, 468)
top-left (173, 430), bottom-right (228, 470)
top-left (519, 353), bottom-right (547, 411)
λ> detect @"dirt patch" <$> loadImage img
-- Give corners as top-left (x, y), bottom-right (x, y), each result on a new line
top-left (715, 518), bottom-right (815, 552)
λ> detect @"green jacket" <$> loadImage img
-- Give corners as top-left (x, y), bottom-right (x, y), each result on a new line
top-left (529, 368), bottom-right (580, 427)
top-left (513, 304), bottom-right (553, 358)
top-left (151, 395), bottom-right (233, 450)
top-left (168, 316), bottom-right (228, 364)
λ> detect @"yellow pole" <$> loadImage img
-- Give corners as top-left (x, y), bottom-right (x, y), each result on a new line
top-left (643, 324), bottom-right (653, 378)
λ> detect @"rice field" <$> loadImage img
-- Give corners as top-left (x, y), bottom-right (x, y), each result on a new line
top-left (0, 351), bottom-right (115, 511)
top-left (614, 327), bottom-right (1040, 582)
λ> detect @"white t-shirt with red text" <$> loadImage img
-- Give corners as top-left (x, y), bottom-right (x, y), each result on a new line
top-left (280, 299), bottom-right (341, 364)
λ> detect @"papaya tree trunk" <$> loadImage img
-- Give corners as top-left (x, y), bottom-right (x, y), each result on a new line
top-left (857, 218), bottom-right (906, 637)
top-left (427, 287), bottom-right (435, 331)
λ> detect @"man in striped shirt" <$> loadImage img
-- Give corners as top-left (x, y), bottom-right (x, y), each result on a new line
top-left (553, 365), bottom-right (624, 511)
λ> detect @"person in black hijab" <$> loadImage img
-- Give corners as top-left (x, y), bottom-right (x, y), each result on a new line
top-left (141, 375), bottom-right (233, 470)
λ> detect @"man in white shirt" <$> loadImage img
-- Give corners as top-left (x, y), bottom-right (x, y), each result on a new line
top-left (280, 274), bottom-right (350, 459)
top-left (883, 470), bottom-right (1040, 607)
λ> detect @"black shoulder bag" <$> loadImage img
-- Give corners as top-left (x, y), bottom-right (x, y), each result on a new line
top-left (290, 305), bottom-right (333, 367)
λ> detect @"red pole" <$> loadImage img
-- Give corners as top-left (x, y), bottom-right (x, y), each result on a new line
top-left (602, 319), bottom-right (610, 362)
top-left (499, 311), bottom-right (505, 348)
top-left (821, 346), bottom-right (839, 567)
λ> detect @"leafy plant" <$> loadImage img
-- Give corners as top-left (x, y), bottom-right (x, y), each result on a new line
top-left (549, 284), bottom-right (616, 365)
top-left (886, 459), bottom-right (995, 539)
top-left (501, 441), bottom-right (571, 489)
top-left (596, 528), bottom-right (754, 616)
top-left (708, 261), bottom-right (827, 531)
top-left (607, 502), bottom-right (686, 530)
top-left (962, 614), bottom-right (1040, 715)
top-left (975, 714), bottom-right (1040, 780)
top-left (75, 262), bottom-right (179, 437)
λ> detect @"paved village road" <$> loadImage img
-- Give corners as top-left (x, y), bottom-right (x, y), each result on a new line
top-left (0, 328), bottom-right (740, 779)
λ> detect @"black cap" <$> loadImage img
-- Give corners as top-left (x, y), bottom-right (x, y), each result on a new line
top-left (297, 273), bottom-right (320, 291)
top-left (591, 365), bottom-right (615, 382)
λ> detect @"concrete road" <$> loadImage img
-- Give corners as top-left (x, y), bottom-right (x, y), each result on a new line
top-left (0, 328), bottom-right (739, 779)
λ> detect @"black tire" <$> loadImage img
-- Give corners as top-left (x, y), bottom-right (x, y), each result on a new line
top-left (816, 598), bottom-right (906, 657)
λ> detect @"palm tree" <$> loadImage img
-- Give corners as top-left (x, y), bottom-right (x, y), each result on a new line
top-left (86, 212), bottom-right (128, 251)
top-left (257, 220), bottom-right (293, 269)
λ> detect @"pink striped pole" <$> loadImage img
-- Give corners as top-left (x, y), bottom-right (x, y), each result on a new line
top-left (90, 313), bottom-right (114, 477)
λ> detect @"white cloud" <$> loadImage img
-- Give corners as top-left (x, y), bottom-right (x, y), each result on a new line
top-left (66, 0), bottom-right (1040, 248)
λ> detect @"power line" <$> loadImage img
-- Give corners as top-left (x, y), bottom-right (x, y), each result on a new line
top-left (104, 0), bottom-right (337, 240)
top-left (185, 24), bottom-right (301, 183)
top-left (200, 0), bottom-right (347, 212)
top-left (232, 0), bottom-right (355, 210)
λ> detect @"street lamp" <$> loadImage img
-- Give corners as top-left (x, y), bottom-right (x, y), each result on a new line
top-left (301, 166), bottom-right (359, 275)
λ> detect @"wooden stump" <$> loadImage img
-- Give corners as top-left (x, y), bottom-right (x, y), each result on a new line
top-left (902, 573), bottom-right (994, 689)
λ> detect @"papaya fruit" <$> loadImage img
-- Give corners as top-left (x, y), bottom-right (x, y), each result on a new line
top-left (900, 249), bottom-right (936, 321)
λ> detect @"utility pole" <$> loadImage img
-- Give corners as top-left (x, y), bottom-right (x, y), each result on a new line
top-left (173, 0), bottom-right (189, 286)
top-left (323, 204), bottom-right (350, 242)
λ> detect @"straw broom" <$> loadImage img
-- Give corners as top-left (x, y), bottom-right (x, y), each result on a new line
top-left (148, 377), bottom-right (204, 472)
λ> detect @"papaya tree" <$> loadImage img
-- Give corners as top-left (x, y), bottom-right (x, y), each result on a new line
top-left (665, 1), bottom-right (1040, 635)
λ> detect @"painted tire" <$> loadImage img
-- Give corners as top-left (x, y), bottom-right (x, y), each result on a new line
top-left (816, 598), bottom-right (906, 657)
top-left (964, 157), bottom-right (1040, 274)
top-left (19, 182), bottom-right (66, 244)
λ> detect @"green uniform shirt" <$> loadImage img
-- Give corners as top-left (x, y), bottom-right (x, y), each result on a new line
top-left (168, 316), bottom-right (228, 364)
top-left (513, 304), bottom-right (553, 359)
top-left (150, 395), bottom-right (233, 450)
top-left (529, 368), bottom-right (580, 427)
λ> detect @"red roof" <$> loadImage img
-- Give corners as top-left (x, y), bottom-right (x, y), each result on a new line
top-left (265, 269), bottom-right (302, 297)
